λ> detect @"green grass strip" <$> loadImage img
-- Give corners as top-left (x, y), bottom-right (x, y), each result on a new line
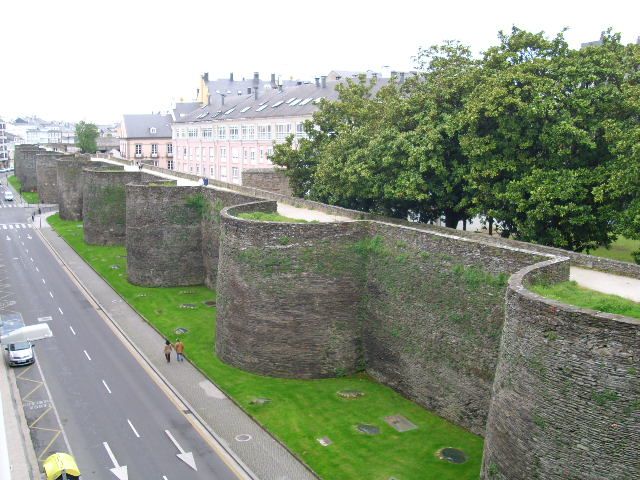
top-left (8, 175), bottom-right (40, 204)
top-left (237, 211), bottom-right (313, 223)
top-left (589, 236), bottom-right (640, 264)
top-left (48, 214), bottom-right (483, 480)
top-left (530, 281), bottom-right (640, 320)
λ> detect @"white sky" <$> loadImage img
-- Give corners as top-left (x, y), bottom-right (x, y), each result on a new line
top-left (1, 0), bottom-right (638, 124)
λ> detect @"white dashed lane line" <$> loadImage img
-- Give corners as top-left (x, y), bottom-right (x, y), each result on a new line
top-left (49, 291), bottom-right (54, 298)
top-left (102, 380), bottom-right (112, 394)
top-left (127, 419), bottom-right (140, 438)
top-left (59, 307), bottom-right (64, 315)
top-left (69, 326), bottom-right (75, 335)
top-left (84, 350), bottom-right (92, 361)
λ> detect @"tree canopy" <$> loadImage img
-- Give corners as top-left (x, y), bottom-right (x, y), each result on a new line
top-left (75, 121), bottom-right (99, 154)
top-left (271, 27), bottom-right (640, 260)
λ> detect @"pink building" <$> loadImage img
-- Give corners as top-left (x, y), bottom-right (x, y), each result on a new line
top-left (119, 114), bottom-right (173, 168)
top-left (172, 74), bottom-right (340, 184)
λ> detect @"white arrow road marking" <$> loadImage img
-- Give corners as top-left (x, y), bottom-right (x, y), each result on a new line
top-left (102, 380), bottom-right (112, 394)
top-left (127, 419), bottom-right (140, 438)
top-left (103, 442), bottom-right (128, 480)
top-left (165, 429), bottom-right (197, 471)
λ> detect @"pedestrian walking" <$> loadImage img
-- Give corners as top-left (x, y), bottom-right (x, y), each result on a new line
top-left (31, 212), bottom-right (35, 222)
top-left (163, 339), bottom-right (173, 363)
top-left (175, 339), bottom-right (185, 362)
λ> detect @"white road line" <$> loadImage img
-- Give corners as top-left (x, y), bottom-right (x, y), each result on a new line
top-left (84, 350), bottom-right (92, 361)
top-left (42, 278), bottom-right (46, 284)
top-left (30, 257), bottom-right (33, 262)
top-left (127, 419), bottom-right (140, 438)
top-left (35, 266), bottom-right (39, 272)
top-left (102, 380), bottom-right (112, 394)
top-left (163, 477), bottom-right (168, 480)
top-left (69, 326), bottom-right (75, 335)
top-left (58, 307), bottom-right (64, 315)
top-left (49, 291), bottom-right (54, 298)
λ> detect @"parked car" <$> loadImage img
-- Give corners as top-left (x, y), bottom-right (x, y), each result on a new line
top-left (4, 341), bottom-right (35, 366)
top-left (43, 452), bottom-right (81, 480)
top-left (4, 190), bottom-right (13, 201)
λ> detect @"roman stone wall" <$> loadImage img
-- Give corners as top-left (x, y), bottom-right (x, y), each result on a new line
top-left (241, 168), bottom-right (293, 196)
top-left (17, 146), bottom-right (44, 191)
top-left (216, 203), bottom-right (367, 378)
top-left (56, 156), bottom-right (92, 220)
top-left (362, 222), bottom-right (549, 434)
top-left (126, 183), bottom-right (208, 286)
top-left (482, 259), bottom-right (639, 479)
top-left (200, 189), bottom-right (260, 289)
top-left (14, 145), bottom-right (41, 185)
top-left (36, 152), bottom-right (67, 204)
top-left (82, 169), bottom-right (147, 245)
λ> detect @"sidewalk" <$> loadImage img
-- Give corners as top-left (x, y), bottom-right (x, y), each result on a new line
top-left (36, 217), bottom-right (316, 480)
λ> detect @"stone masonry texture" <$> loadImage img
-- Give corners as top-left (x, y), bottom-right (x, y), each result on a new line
top-left (14, 144), bottom-right (41, 187)
top-left (82, 169), bottom-right (151, 245)
top-left (56, 156), bottom-right (93, 220)
top-left (16, 145), bottom-right (44, 191)
top-left (36, 152), bottom-right (67, 203)
top-left (481, 260), bottom-right (639, 479)
top-left (241, 168), bottom-right (293, 196)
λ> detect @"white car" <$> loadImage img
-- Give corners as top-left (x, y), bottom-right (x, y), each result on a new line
top-left (4, 341), bottom-right (35, 366)
top-left (4, 190), bottom-right (14, 201)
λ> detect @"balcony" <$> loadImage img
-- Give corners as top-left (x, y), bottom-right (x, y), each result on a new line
top-left (151, 153), bottom-right (158, 158)
top-left (167, 152), bottom-right (173, 158)
top-left (134, 153), bottom-right (143, 158)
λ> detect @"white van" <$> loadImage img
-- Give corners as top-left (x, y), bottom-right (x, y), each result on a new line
top-left (4, 190), bottom-right (14, 201)
top-left (4, 341), bottom-right (35, 366)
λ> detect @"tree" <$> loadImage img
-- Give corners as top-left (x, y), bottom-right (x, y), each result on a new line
top-left (75, 121), bottom-right (99, 154)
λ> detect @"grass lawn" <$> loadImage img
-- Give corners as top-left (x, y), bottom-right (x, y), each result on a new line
top-left (8, 175), bottom-right (40, 204)
top-left (48, 214), bottom-right (483, 480)
top-left (237, 211), bottom-right (313, 223)
top-left (530, 281), bottom-right (640, 320)
top-left (590, 236), bottom-right (640, 264)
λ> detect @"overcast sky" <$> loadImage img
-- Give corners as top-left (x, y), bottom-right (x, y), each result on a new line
top-left (1, 0), bottom-right (638, 124)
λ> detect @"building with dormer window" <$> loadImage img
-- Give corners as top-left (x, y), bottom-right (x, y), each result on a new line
top-left (119, 114), bottom-right (173, 167)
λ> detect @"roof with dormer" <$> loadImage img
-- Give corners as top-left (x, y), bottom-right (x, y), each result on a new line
top-left (121, 114), bottom-right (172, 139)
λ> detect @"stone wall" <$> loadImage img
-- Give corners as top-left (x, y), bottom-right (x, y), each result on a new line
top-left (16, 145), bottom-right (43, 191)
top-left (82, 169), bottom-right (151, 245)
top-left (242, 168), bottom-right (293, 196)
top-left (14, 145), bottom-right (41, 186)
top-left (362, 222), bottom-right (548, 434)
top-left (200, 189), bottom-right (261, 288)
top-left (482, 259), bottom-right (639, 479)
top-left (126, 183), bottom-right (205, 286)
top-left (36, 152), bottom-right (67, 204)
top-left (216, 204), bottom-right (367, 378)
top-left (56, 156), bottom-right (93, 220)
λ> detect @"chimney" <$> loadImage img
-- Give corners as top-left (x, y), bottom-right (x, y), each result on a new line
top-left (270, 73), bottom-right (277, 88)
top-left (315, 77), bottom-right (320, 87)
top-left (253, 72), bottom-right (260, 100)
top-left (399, 72), bottom-right (405, 84)
top-left (321, 76), bottom-right (327, 88)
top-left (203, 72), bottom-right (209, 82)
top-left (229, 72), bottom-right (234, 82)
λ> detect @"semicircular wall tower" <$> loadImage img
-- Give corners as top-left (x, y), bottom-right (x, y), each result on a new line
top-left (83, 169), bottom-right (144, 245)
top-left (36, 151), bottom-right (67, 204)
top-left (481, 259), bottom-right (640, 479)
top-left (56, 156), bottom-right (92, 220)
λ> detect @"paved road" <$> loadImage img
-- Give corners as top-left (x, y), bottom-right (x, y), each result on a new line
top-left (571, 266), bottom-right (640, 303)
top-left (1, 202), bottom-right (242, 478)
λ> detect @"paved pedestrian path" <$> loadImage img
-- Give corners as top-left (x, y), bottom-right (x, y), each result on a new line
top-left (571, 266), bottom-right (640, 303)
top-left (37, 218), bottom-right (316, 480)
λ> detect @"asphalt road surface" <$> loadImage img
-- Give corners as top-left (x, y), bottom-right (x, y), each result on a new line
top-left (0, 190), bottom-right (241, 479)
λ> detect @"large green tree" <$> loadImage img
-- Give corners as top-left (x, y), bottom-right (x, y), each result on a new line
top-left (75, 121), bottom-right (99, 154)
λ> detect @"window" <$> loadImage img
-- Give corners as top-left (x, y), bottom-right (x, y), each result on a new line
top-left (188, 128), bottom-right (198, 138)
top-left (196, 165), bottom-right (200, 174)
top-left (220, 147), bottom-right (227, 160)
top-left (258, 125), bottom-right (271, 140)
top-left (250, 149), bottom-right (257, 164)
top-left (220, 166), bottom-right (227, 179)
top-left (232, 167), bottom-right (240, 179)
top-left (259, 148), bottom-right (265, 161)
top-left (168, 159), bottom-right (174, 170)
top-left (217, 126), bottom-right (227, 140)
top-left (276, 124), bottom-right (291, 140)
top-left (202, 128), bottom-right (213, 138)
top-left (151, 144), bottom-right (158, 155)
top-left (296, 123), bottom-right (305, 138)
top-left (167, 143), bottom-right (173, 155)
top-left (243, 149), bottom-right (249, 162)
top-left (229, 126), bottom-right (239, 140)
top-left (150, 127), bottom-right (157, 134)
top-left (182, 146), bottom-right (187, 158)
top-left (196, 147), bottom-right (201, 159)
top-left (231, 148), bottom-right (239, 163)
top-left (209, 147), bottom-right (215, 159)
top-left (135, 144), bottom-right (142, 155)
top-left (241, 125), bottom-right (256, 140)
top-left (210, 166), bottom-right (215, 177)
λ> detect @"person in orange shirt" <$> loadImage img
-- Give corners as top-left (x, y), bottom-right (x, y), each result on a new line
top-left (175, 339), bottom-right (185, 362)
